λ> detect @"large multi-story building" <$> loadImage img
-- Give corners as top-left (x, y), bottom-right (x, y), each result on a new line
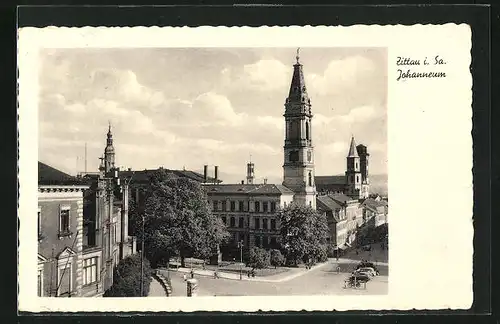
top-left (38, 125), bottom-right (137, 297)
top-left (204, 181), bottom-right (294, 257)
top-left (38, 162), bottom-right (89, 297)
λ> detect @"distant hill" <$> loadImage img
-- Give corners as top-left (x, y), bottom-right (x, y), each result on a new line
top-left (369, 174), bottom-right (388, 196)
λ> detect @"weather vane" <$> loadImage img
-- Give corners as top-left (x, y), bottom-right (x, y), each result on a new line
top-left (296, 47), bottom-right (300, 63)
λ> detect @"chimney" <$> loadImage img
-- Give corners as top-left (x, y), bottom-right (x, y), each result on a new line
top-left (214, 165), bottom-right (219, 183)
top-left (128, 168), bottom-right (132, 171)
top-left (263, 178), bottom-right (268, 185)
top-left (241, 180), bottom-right (244, 184)
top-left (203, 165), bottom-right (208, 183)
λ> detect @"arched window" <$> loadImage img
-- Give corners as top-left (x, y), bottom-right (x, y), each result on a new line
top-left (306, 121), bottom-right (310, 140)
top-left (308, 171), bottom-right (312, 186)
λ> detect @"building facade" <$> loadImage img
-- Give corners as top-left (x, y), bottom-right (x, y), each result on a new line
top-left (38, 163), bottom-right (89, 297)
top-left (204, 183), bottom-right (294, 258)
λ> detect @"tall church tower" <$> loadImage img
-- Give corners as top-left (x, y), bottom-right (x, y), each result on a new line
top-left (103, 123), bottom-right (116, 174)
top-left (357, 144), bottom-right (370, 198)
top-left (345, 136), bottom-right (362, 199)
top-left (282, 49), bottom-right (316, 208)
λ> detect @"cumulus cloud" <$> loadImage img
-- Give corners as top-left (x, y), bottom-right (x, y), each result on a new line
top-left (339, 105), bottom-right (378, 123)
top-left (38, 48), bottom-right (387, 180)
top-left (222, 59), bottom-right (291, 92)
top-left (306, 56), bottom-right (377, 96)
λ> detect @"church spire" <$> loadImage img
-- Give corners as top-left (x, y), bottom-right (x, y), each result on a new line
top-left (287, 48), bottom-right (310, 107)
top-left (282, 49), bottom-right (316, 209)
top-left (104, 123), bottom-right (115, 173)
top-left (347, 136), bottom-right (359, 157)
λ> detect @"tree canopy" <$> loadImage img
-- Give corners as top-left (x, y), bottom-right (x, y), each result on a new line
top-left (103, 254), bottom-right (153, 297)
top-left (247, 247), bottom-right (270, 270)
top-left (278, 203), bottom-right (330, 266)
top-left (270, 249), bottom-right (285, 269)
top-left (134, 170), bottom-right (229, 268)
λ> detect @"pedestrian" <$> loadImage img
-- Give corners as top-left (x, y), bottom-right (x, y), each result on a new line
top-left (336, 266), bottom-right (340, 274)
top-left (190, 269), bottom-right (194, 278)
top-left (183, 274), bottom-right (187, 281)
top-left (247, 271), bottom-right (250, 278)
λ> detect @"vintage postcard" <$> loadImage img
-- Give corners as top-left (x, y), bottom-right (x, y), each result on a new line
top-left (18, 25), bottom-right (473, 312)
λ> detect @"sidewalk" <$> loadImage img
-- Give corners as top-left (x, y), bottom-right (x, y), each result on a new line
top-left (172, 260), bottom-right (330, 283)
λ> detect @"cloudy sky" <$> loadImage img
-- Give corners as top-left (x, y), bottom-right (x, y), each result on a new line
top-left (38, 47), bottom-right (387, 184)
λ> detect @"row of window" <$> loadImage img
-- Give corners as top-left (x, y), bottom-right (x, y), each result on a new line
top-left (213, 200), bottom-right (278, 213)
top-left (37, 256), bottom-right (99, 297)
top-left (221, 216), bottom-right (277, 230)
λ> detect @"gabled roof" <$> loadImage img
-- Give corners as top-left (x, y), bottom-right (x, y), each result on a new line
top-left (38, 162), bottom-right (85, 186)
top-left (316, 195), bottom-right (343, 222)
top-left (57, 247), bottom-right (77, 259)
top-left (38, 254), bottom-right (48, 263)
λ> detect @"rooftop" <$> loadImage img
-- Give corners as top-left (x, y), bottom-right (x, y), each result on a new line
top-left (316, 195), bottom-right (343, 222)
top-left (315, 175), bottom-right (346, 185)
top-left (203, 183), bottom-right (295, 195)
top-left (329, 193), bottom-right (357, 205)
top-left (118, 168), bottom-right (220, 184)
top-left (362, 198), bottom-right (387, 210)
top-left (38, 162), bottom-right (87, 186)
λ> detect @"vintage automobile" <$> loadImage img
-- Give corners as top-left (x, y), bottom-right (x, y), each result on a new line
top-left (354, 267), bottom-right (377, 277)
top-left (356, 261), bottom-right (380, 274)
top-left (361, 244), bottom-right (372, 251)
top-left (349, 272), bottom-right (370, 282)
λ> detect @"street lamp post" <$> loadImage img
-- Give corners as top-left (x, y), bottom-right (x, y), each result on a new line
top-left (237, 240), bottom-right (243, 280)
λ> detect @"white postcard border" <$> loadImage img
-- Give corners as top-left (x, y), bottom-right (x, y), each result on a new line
top-left (18, 25), bottom-right (473, 312)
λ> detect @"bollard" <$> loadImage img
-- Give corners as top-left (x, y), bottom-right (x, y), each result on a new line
top-left (186, 279), bottom-right (198, 297)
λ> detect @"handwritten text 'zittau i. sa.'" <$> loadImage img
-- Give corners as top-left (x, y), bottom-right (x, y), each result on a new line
top-left (396, 56), bottom-right (447, 81)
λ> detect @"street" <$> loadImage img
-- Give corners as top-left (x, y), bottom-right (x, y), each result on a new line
top-left (167, 258), bottom-right (388, 296)
top-left (147, 243), bottom-right (388, 297)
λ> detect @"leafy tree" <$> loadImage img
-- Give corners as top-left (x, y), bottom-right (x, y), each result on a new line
top-left (247, 247), bottom-right (270, 270)
top-left (278, 203), bottom-right (329, 266)
top-left (136, 170), bottom-right (229, 268)
top-left (103, 254), bottom-right (153, 297)
top-left (270, 249), bottom-right (285, 269)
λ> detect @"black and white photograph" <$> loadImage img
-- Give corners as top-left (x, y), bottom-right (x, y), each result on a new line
top-left (18, 25), bottom-right (472, 312)
top-left (36, 46), bottom-right (388, 298)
